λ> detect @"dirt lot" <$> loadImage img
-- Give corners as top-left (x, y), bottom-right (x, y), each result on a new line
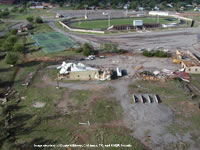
top-left (83, 53), bottom-right (179, 78)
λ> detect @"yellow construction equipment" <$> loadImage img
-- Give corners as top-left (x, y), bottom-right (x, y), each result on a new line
top-left (173, 59), bottom-right (182, 64)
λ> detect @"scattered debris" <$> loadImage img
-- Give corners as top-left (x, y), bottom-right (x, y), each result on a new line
top-left (32, 102), bottom-right (46, 108)
top-left (0, 97), bottom-right (7, 104)
top-left (135, 65), bottom-right (143, 71)
top-left (173, 71), bottom-right (190, 82)
top-left (79, 121), bottom-right (90, 126)
top-left (85, 55), bottom-right (95, 60)
top-left (116, 67), bottom-right (122, 77)
top-left (22, 71), bottom-right (37, 87)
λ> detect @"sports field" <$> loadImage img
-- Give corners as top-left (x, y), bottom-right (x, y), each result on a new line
top-left (32, 32), bottom-right (76, 54)
top-left (71, 17), bottom-right (179, 29)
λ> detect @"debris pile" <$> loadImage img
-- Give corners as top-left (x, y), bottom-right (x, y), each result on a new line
top-left (137, 69), bottom-right (173, 82)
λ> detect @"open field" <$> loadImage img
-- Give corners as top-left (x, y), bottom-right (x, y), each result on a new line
top-left (0, 67), bottom-right (146, 150)
top-left (70, 17), bottom-right (179, 30)
top-left (8, 9), bottom-right (54, 20)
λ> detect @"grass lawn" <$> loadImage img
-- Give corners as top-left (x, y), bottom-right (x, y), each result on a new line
top-left (70, 17), bottom-right (179, 30)
top-left (0, 4), bottom-right (10, 9)
top-left (31, 23), bottom-right (53, 34)
top-left (8, 9), bottom-right (54, 20)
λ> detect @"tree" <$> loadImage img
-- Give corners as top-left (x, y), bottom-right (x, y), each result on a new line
top-left (5, 52), bottom-right (18, 65)
top-left (2, 41), bottom-right (13, 51)
top-left (13, 43), bottom-right (25, 53)
top-left (19, 8), bottom-right (25, 13)
top-left (11, 7), bottom-right (18, 12)
top-left (9, 29), bottom-right (18, 35)
top-left (26, 16), bottom-right (34, 23)
top-left (59, 2), bottom-right (64, 7)
top-left (6, 35), bottom-right (17, 45)
top-left (82, 43), bottom-right (94, 56)
top-left (130, 1), bottom-right (137, 9)
top-left (35, 17), bottom-right (43, 23)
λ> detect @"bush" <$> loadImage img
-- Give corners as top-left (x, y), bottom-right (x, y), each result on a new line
top-left (35, 17), bottom-right (43, 23)
top-left (142, 50), bottom-right (169, 57)
top-left (5, 52), bottom-right (18, 65)
top-left (75, 47), bottom-right (83, 53)
top-left (82, 43), bottom-right (94, 56)
top-left (26, 16), bottom-right (34, 23)
top-left (142, 50), bottom-right (154, 57)
top-left (117, 49), bottom-right (127, 54)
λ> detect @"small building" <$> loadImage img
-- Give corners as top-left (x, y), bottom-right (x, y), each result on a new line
top-left (30, 6), bottom-right (44, 9)
top-left (194, 7), bottom-right (200, 11)
top-left (176, 50), bottom-right (200, 74)
top-left (137, 7), bottom-right (144, 11)
top-left (18, 24), bottom-right (33, 33)
top-left (56, 13), bottom-right (64, 18)
top-left (42, 2), bottom-right (53, 8)
top-left (0, 0), bottom-right (14, 4)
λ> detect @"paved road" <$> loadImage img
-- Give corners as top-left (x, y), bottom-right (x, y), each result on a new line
top-left (44, 16), bottom-right (200, 56)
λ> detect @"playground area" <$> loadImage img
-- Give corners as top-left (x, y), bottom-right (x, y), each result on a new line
top-left (32, 32), bottom-right (76, 54)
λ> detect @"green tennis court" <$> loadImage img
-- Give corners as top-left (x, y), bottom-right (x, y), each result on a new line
top-left (32, 32), bottom-right (76, 54)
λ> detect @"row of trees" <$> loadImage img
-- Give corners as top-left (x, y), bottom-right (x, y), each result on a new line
top-left (0, 7), bottom-right (25, 19)
top-left (26, 16), bottom-right (43, 23)
top-left (14, 0), bottom-right (200, 8)
top-left (0, 29), bottom-right (25, 65)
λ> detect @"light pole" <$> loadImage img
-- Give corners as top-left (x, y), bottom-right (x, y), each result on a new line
top-left (108, 14), bottom-right (110, 28)
top-left (103, 12), bottom-right (111, 28)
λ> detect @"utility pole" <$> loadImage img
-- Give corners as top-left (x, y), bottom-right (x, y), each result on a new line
top-left (56, 73), bottom-right (60, 89)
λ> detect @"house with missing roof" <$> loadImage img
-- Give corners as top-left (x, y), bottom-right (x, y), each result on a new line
top-left (176, 50), bottom-right (200, 74)
top-left (57, 62), bottom-right (112, 81)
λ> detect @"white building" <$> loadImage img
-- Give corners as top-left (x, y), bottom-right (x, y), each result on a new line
top-left (149, 11), bottom-right (169, 16)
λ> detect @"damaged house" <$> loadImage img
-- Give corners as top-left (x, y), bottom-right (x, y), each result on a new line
top-left (176, 50), bottom-right (200, 74)
top-left (57, 62), bottom-right (112, 81)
